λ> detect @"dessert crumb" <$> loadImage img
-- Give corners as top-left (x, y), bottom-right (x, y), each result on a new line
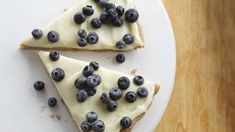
top-left (50, 113), bottom-right (62, 121)
top-left (63, 8), bottom-right (68, 12)
top-left (130, 68), bottom-right (138, 75)
top-left (40, 105), bottom-right (45, 112)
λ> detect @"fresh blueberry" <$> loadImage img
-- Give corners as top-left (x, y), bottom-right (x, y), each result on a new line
top-left (116, 6), bottom-right (125, 17)
top-left (109, 88), bottom-right (122, 101)
top-left (48, 97), bottom-right (57, 107)
top-left (31, 29), bottom-right (43, 39)
top-left (51, 68), bottom-right (65, 82)
top-left (83, 65), bottom-right (95, 77)
top-left (82, 5), bottom-right (94, 16)
top-left (112, 17), bottom-right (123, 27)
top-left (100, 93), bottom-right (111, 104)
top-left (137, 87), bottom-right (149, 97)
top-left (86, 87), bottom-right (97, 96)
top-left (33, 81), bottom-right (45, 91)
top-left (86, 112), bottom-right (98, 122)
top-left (106, 100), bottom-right (118, 112)
top-left (116, 54), bottom-right (125, 63)
top-left (89, 61), bottom-right (99, 71)
top-left (117, 77), bottom-right (130, 90)
top-left (78, 29), bottom-right (87, 38)
top-left (123, 34), bottom-right (134, 44)
top-left (47, 31), bottom-right (59, 43)
top-left (80, 121), bottom-right (92, 132)
top-left (86, 32), bottom-right (99, 44)
top-left (74, 12), bottom-right (86, 24)
top-left (125, 92), bottom-right (137, 103)
top-left (98, 0), bottom-right (109, 7)
top-left (120, 116), bottom-right (132, 128)
top-left (133, 75), bottom-right (144, 86)
top-left (104, 3), bottom-right (116, 11)
top-left (93, 0), bottom-right (100, 2)
top-left (92, 120), bottom-right (105, 132)
top-left (77, 38), bottom-right (87, 47)
top-left (100, 11), bottom-right (111, 24)
top-left (49, 51), bottom-right (60, 61)
top-left (86, 75), bottom-right (100, 88)
top-left (125, 8), bottom-right (139, 23)
top-left (107, 8), bottom-right (118, 20)
top-left (74, 77), bottom-right (87, 89)
top-left (116, 41), bottom-right (126, 49)
top-left (76, 89), bottom-right (88, 102)
top-left (91, 18), bottom-right (102, 29)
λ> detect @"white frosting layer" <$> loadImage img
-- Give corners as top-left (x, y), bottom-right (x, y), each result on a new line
top-left (38, 51), bottom-right (157, 132)
top-left (22, 0), bottom-right (144, 51)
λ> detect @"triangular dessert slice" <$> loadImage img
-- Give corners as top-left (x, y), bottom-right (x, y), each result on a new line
top-left (38, 51), bottom-right (159, 132)
top-left (21, 0), bottom-right (144, 51)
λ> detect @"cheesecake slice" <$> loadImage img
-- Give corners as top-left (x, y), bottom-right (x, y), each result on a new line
top-left (21, 0), bottom-right (144, 51)
top-left (38, 51), bottom-right (159, 132)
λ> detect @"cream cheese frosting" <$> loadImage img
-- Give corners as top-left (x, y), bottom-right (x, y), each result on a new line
top-left (21, 0), bottom-right (144, 51)
top-left (38, 51), bottom-right (158, 132)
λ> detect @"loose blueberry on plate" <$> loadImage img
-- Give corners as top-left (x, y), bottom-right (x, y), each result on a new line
top-left (76, 89), bottom-right (88, 102)
top-left (125, 8), bottom-right (139, 23)
top-left (51, 68), bottom-right (65, 82)
top-left (82, 5), bottom-right (94, 16)
top-left (117, 76), bottom-right (130, 90)
top-left (100, 93), bottom-right (111, 104)
top-left (98, 0), bottom-right (108, 7)
top-left (32, 29), bottom-right (43, 39)
top-left (125, 92), bottom-right (137, 103)
top-left (112, 17), bottom-right (123, 27)
top-left (78, 29), bottom-right (87, 38)
top-left (48, 97), bottom-right (57, 107)
top-left (133, 75), bottom-right (144, 86)
top-left (107, 8), bottom-right (118, 20)
top-left (123, 34), bottom-right (134, 44)
top-left (120, 116), bottom-right (132, 128)
top-left (74, 77), bottom-right (87, 89)
top-left (137, 87), bottom-right (149, 97)
top-left (116, 5), bottom-right (125, 17)
top-left (49, 51), bottom-right (60, 61)
top-left (106, 100), bottom-right (118, 112)
top-left (116, 41), bottom-right (126, 49)
top-left (77, 38), bottom-right (87, 47)
top-left (47, 31), bottom-right (59, 43)
top-left (92, 120), bottom-right (105, 132)
top-left (86, 87), bottom-right (97, 96)
top-left (91, 18), bottom-right (102, 29)
top-left (86, 112), bottom-right (98, 122)
top-left (86, 32), bottom-right (99, 44)
top-left (81, 121), bottom-right (92, 132)
top-left (89, 61), bottom-right (99, 71)
top-left (74, 12), bottom-right (86, 24)
top-left (109, 88), bottom-right (122, 100)
top-left (116, 54), bottom-right (125, 63)
top-left (83, 65), bottom-right (95, 77)
top-left (33, 81), bottom-right (45, 91)
top-left (100, 11), bottom-right (111, 24)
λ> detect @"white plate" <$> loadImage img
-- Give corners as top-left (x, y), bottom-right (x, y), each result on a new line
top-left (0, 0), bottom-right (175, 131)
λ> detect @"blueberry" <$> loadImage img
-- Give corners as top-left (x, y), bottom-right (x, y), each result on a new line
top-left (33, 81), bottom-right (45, 91)
top-left (48, 97), bottom-right (57, 107)
top-left (80, 121), bottom-right (92, 132)
top-left (86, 32), bottom-right (99, 44)
top-left (86, 87), bottom-right (97, 96)
top-left (47, 31), bottom-right (59, 43)
top-left (117, 77), bottom-right (130, 90)
top-left (77, 38), bottom-right (87, 47)
top-left (74, 77), bottom-right (87, 89)
top-left (82, 5), bottom-right (94, 16)
top-left (106, 100), bottom-right (118, 112)
top-left (123, 34), bottom-right (134, 44)
top-left (49, 51), bottom-right (60, 61)
top-left (51, 68), bottom-right (65, 82)
top-left (100, 93), bottom-right (111, 104)
top-left (137, 87), bottom-right (149, 97)
top-left (86, 74), bottom-right (102, 88)
top-left (86, 112), bottom-right (98, 122)
top-left (133, 75), bottom-right (144, 86)
top-left (92, 120), bottom-right (105, 132)
top-left (116, 6), bottom-right (125, 17)
top-left (78, 29), bottom-right (87, 38)
top-left (112, 17), bottom-right (123, 27)
top-left (116, 41), bottom-right (126, 49)
top-left (116, 54), bottom-right (125, 63)
top-left (93, 0), bottom-right (100, 2)
top-left (109, 88), bottom-right (122, 101)
top-left (107, 8), bottom-right (118, 20)
top-left (125, 92), bottom-right (137, 103)
top-left (83, 65), bottom-right (95, 77)
top-left (104, 3), bottom-right (116, 11)
top-left (76, 89), bottom-right (88, 102)
top-left (91, 18), bottom-right (102, 29)
top-left (100, 11), bottom-right (111, 24)
top-left (31, 29), bottom-right (43, 39)
top-left (98, 0), bottom-right (109, 7)
top-left (89, 61), bottom-right (99, 71)
top-left (125, 8), bottom-right (139, 23)
top-left (120, 116), bottom-right (132, 128)
top-left (74, 12), bottom-right (86, 24)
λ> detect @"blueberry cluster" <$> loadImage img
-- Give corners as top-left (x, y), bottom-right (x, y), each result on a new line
top-left (74, 5), bottom-right (94, 24)
top-left (116, 33), bottom-right (135, 49)
top-left (80, 112), bottom-right (105, 132)
top-left (75, 62), bottom-right (101, 102)
top-left (77, 29), bottom-right (99, 47)
top-left (32, 29), bottom-right (60, 43)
